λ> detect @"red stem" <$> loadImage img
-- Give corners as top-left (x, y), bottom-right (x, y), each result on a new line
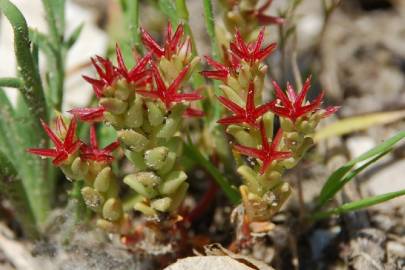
top-left (186, 179), bottom-right (219, 223)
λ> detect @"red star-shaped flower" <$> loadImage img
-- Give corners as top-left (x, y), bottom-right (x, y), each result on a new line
top-left (230, 28), bottom-right (277, 64)
top-left (248, 0), bottom-right (285, 26)
top-left (270, 76), bottom-right (333, 121)
top-left (83, 44), bottom-right (151, 97)
top-left (137, 63), bottom-right (202, 109)
top-left (234, 122), bottom-right (292, 174)
top-left (83, 56), bottom-right (119, 98)
top-left (140, 22), bottom-right (191, 59)
top-left (115, 44), bottom-right (152, 87)
top-left (217, 81), bottom-right (276, 127)
top-left (27, 117), bottom-right (82, 166)
top-left (69, 106), bottom-right (106, 122)
top-left (200, 51), bottom-right (241, 81)
top-left (80, 125), bottom-right (120, 163)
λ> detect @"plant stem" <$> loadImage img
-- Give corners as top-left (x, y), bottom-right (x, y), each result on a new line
top-left (41, 0), bottom-right (66, 111)
top-left (0, 77), bottom-right (23, 88)
top-left (127, 0), bottom-right (142, 52)
top-left (203, 0), bottom-right (219, 60)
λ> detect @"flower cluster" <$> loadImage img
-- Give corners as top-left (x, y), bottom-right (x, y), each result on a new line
top-left (28, 117), bottom-right (129, 234)
top-left (202, 28), bottom-right (338, 222)
top-left (217, 0), bottom-right (284, 49)
top-left (28, 23), bottom-right (202, 234)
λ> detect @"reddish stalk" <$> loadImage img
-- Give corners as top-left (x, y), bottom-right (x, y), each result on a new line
top-left (186, 178), bottom-right (219, 223)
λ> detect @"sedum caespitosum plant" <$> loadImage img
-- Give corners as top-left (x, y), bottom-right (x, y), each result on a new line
top-left (202, 28), bottom-right (338, 224)
top-left (29, 23), bottom-right (202, 235)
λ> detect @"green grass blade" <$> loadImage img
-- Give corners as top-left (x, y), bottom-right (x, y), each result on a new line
top-left (203, 0), bottom-right (222, 120)
top-left (41, 0), bottom-right (65, 46)
top-left (203, 0), bottom-right (219, 60)
top-left (349, 131), bottom-right (405, 165)
top-left (0, 150), bottom-right (39, 238)
top-left (0, 0), bottom-right (48, 125)
top-left (0, 90), bottom-right (51, 227)
top-left (317, 150), bottom-right (390, 208)
top-left (184, 143), bottom-right (241, 204)
top-left (65, 23), bottom-right (84, 49)
top-left (317, 131), bottom-right (405, 208)
top-left (315, 110), bottom-right (405, 142)
top-left (312, 189), bottom-right (405, 220)
top-left (159, 0), bottom-right (179, 26)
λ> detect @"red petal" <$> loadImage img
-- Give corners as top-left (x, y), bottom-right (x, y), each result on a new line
top-left (286, 82), bottom-right (297, 103)
top-left (27, 148), bottom-right (58, 157)
top-left (168, 64), bottom-right (190, 95)
top-left (229, 42), bottom-right (246, 60)
top-left (233, 144), bottom-right (264, 160)
top-left (137, 90), bottom-right (160, 100)
top-left (298, 91), bottom-right (324, 116)
top-left (200, 70), bottom-right (229, 80)
top-left (322, 106), bottom-right (340, 118)
top-left (53, 152), bottom-right (68, 166)
top-left (115, 43), bottom-right (127, 74)
top-left (217, 96), bottom-right (244, 114)
top-left (151, 64), bottom-right (167, 94)
top-left (103, 140), bottom-right (120, 153)
top-left (64, 118), bottom-right (77, 148)
top-left (234, 30), bottom-right (249, 56)
top-left (66, 140), bottom-right (82, 155)
top-left (296, 76), bottom-right (312, 106)
top-left (217, 115), bottom-right (246, 125)
top-left (245, 82), bottom-right (256, 116)
top-left (91, 57), bottom-right (106, 78)
top-left (255, 42), bottom-right (276, 61)
top-left (140, 27), bottom-right (164, 57)
top-left (204, 56), bottom-right (226, 70)
top-left (128, 52), bottom-right (152, 79)
top-left (253, 27), bottom-right (265, 55)
top-left (272, 80), bottom-right (292, 108)
top-left (170, 24), bottom-right (184, 52)
top-left (82, 75), bottom-right (104, 97)
top-left (171, 92), bottom-right (202, 102)
top-left (271, 128), bottom-right (283, 151)
top-left (269, 105), bottom-right (291, 118)
top-left (254, 100), bottom-right (277, 118)
top-left (40, 119), bottom-right (63, 148)
top-left (259, 121), bottom-right (270, 151)
top-left (69, 107), bottom-right (105, 122)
